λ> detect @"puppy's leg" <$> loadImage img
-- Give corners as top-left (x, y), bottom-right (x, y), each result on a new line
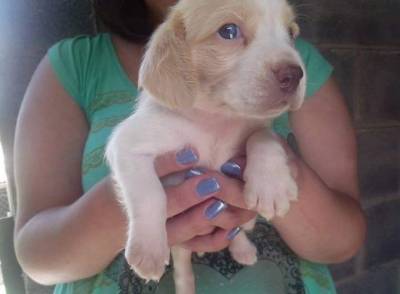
top-left (244, 129), bottom-right (298, 220)
top-left (118, 155), bottom-right (170, 281)
top-left (229, 223), bottom-right (258, 266)
top-left (242, 217), bottom-right (256, 231)
top-left (172, 247), bottom-right (195, 294)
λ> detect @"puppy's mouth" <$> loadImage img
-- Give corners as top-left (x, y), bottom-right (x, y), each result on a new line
top-left (249, 102), bottom-right (291, 118)
top-left (210, 92), bottom-right (301, 120)
top-left (241, 92), bottom-right (301, 118)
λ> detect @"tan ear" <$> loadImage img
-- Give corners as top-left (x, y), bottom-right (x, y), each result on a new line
top-left (138, 12), bottom-right (196, 109)
top-left (290, 22), bottom-right (300, 39)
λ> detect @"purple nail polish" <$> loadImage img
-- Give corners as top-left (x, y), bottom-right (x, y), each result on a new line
top-left (205, 200), bottom-right (227, 220)
top-left (221, 161), bottom-right (242, 179)
top-left (196, 178), bottom-right (220, 198)
top-left (185, 168), bottom-right (206, 180)
top-left (227, 227), bottom-right (241, 240)
top-left (176, 148), bottom-right (198, 165)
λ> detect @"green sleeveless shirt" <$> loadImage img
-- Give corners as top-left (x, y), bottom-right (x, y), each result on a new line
top-left (48, 33), bottom-right (336, 294)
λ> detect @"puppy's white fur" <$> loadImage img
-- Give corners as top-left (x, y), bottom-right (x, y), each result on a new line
top-left (106, 0), bottom-right (306, 293)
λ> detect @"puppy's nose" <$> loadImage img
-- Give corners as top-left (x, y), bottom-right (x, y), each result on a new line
top-left (273, 64), bottom-right (303, 94)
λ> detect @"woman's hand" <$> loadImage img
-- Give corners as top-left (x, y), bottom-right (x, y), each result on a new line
top-left (155, 149), bottom-right (256, 253)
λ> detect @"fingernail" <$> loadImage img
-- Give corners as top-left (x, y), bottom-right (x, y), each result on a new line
top-left (185, 168), bottom-right (206, 180)
top-left (196, 178), bottom-right (220, 198)
top-left (176, 148), bottom-right (198, 165)
top-left (221, 161), bottom-right (242, 179)
top-left (227, 227), bottom-right (241, 240)
top-left (205, 200), bottom-right (227, 220)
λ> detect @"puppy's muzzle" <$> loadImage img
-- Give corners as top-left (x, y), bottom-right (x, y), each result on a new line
top-left (273, 64), bottom-right (304, 94)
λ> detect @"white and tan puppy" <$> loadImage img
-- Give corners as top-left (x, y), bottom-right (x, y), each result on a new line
top-left (106, 0), bottom-right (306, 293)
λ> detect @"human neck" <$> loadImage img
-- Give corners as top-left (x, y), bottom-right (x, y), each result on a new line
top-left (111, 34), bottom-right (146, 86)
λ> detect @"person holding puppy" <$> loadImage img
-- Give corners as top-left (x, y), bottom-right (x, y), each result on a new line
top-left (14, 0), bottom-right (366, 293)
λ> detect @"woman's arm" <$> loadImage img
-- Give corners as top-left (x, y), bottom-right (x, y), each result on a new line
top-left (14, 56), bottom-right (129, 285)
top-left (271, 78), bottom-right (367, 263)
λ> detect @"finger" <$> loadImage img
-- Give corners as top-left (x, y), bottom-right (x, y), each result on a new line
top-left (197, 172), bottom-right (248, 209)
top-left (220, 157), bottom-right (246, 179)
top-left (154, 147), bottom-right (199, 177)
top-left (167, 198), bottom-right (217, 246)
top-left (166, 173), bottom-right (222, 217)
top-left (208, 205), bottom-right (256, 230)
top-left (166, 169), bottom-right (249, 218)
top-left (214, 174), bottom-right (249, 209)
top-left (167, 197), bottom-right (255, 246)
top-left (181, 228), bottom-right (234, 252)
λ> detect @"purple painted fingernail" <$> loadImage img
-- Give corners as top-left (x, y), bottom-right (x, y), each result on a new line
top-left (227, 227), bottom-right (241, 240)
top-left (205, 200), bottom-right (227, 220)
top-left (176, 148), bottom-right (198, 165)
top-left (221, 161), bottom-right (242, 179)
top-left (196, 178), bottom-right (220, 198)
top-left (185, 168), bottom-right (206, 180)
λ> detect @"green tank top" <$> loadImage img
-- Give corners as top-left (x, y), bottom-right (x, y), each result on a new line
top-left (48, 33), bottom-right (336, 294)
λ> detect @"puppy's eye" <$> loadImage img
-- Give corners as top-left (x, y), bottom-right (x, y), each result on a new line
top-left (218, 23), bottom-right (242, 40)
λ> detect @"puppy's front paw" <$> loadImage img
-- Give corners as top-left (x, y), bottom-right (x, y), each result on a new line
top-left (125, 230), bottom-right (170, 282)
top-left (244, 163), bottom-right (298, 220)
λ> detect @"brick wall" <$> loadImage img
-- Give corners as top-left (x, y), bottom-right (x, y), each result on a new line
top-left (0, 0), bottom-right (399, 293)
top-left (291, 0), bottom-right (400, 293)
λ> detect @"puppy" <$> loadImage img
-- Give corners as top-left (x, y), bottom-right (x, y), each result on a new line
top-left (106, 0), bottom-right (306, 293)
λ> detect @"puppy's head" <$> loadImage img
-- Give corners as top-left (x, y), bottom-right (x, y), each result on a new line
top-left (139, 0), bottom-right (306, 119)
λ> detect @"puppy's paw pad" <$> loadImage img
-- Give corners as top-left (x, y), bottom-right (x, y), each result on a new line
top-left (125, 239), bottom-right (170, 282)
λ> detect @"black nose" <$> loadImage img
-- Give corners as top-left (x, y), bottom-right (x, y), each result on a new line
top-left (273, 64), bottom-right (303, 94)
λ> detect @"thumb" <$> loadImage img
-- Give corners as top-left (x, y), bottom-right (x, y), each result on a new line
top-left (154, 146), bottom-right (199, 177)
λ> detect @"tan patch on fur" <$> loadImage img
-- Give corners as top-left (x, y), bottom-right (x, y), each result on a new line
top-left (139, 11), bottom-right (197, 109)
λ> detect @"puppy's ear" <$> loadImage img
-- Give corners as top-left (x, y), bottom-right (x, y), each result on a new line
top-left (290, 22), bottom-right (300, 39)
top-left (139, 12), bottom-right (196, 108)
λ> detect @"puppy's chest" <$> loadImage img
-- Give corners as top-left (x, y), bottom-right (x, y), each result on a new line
top-left (185, 125), bottom-right (248, 169)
